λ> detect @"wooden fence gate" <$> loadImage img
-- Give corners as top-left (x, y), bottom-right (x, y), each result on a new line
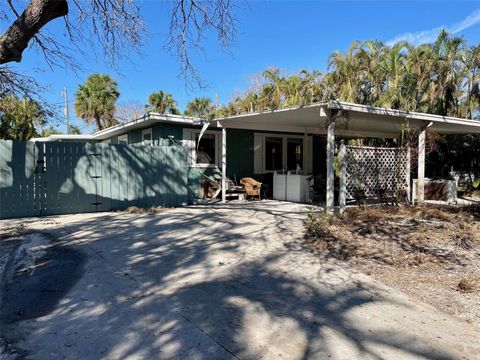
top-left (0, 140), bottom-right (188, 219)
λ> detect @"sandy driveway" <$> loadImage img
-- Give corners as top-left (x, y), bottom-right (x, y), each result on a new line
top-left (1, 201), bottom-right (479, 359)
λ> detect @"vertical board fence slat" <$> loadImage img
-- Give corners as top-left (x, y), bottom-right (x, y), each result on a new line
top-left (0, 141), bottom-right (13, 218)
top-left (0, 141), bottom-right (188, 219)
top-left (101, 143), bottom-right (109, 211)
top-left (26, 141), bottom-right (35, 216)
top-left (11, 141), bottom-right (21, 218)
top-left (13, 141), bottom-right (21, 217)
top-left (119, 145), bottom-right (127, 209)
top-left (147, 145), bottom-right (154, 207)
top-left (35, 142), bottom-right (45, 216)
top-left (142, 146), bottom-right (148, 208)
top-left (111, 145), bottom-right (119, 211)
top-left (169, 146), bottom-right (177, 205)
top-left (44, 143), bottom-right (52, 215)
top-left (159, 146), bottom-right (166, 206)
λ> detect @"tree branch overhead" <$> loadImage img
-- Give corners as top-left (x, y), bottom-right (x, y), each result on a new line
top-left (0, 0), bottom-right (68, 64)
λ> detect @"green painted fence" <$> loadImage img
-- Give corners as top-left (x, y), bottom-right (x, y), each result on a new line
top-left (0, 140), bottom-right (188, 219)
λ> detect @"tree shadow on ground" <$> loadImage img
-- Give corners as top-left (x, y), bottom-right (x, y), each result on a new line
top-left (1, 202), bottom-right (473, 359)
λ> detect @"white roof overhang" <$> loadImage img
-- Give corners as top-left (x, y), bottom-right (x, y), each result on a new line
top-left (216, 101), bottom-right (480, 138)
top-left (31, 113), bottom-right (208, 142)
top-left (92, 113), bottom-right (207, 140)
top-left (30, 134), bottom-right (94, 142)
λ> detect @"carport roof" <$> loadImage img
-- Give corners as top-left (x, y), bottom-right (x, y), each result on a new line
top-left (31, 101), bottom-right (480, 142)
top-left (215, 101), bottom-right (480, 138)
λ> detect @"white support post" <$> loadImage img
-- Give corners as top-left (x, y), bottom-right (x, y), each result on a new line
top-left (303, 129), bottom-right (307, 174)
top-left (339, 140), bottom-right (346, 213)
top-left (417, 127), bottom-right (426, 204)
top-left (406, 147), bottom-right (411, 203)
top-left (326, 114), bottom-right (336, 213)
top-left (221, 126), bottom-right (227, 203)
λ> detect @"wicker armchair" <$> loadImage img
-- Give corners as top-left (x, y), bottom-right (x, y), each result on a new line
top-left (240, 177), bottom-right (262, 200)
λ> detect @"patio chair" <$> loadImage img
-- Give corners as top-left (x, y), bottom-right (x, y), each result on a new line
top-left (240, 177), bottom-right (262, 200)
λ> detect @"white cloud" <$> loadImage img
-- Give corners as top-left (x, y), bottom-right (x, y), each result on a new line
top-left (386, 9), bottom-right (480, 46)
top-left (450, 9), bottom-right (480, 33)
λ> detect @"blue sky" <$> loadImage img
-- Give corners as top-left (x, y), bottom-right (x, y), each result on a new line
top-left (12, 0), bottom-right (480, 132)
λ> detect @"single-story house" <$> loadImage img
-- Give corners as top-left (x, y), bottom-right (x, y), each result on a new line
top-left (34, 101), bottom-right (480, 211)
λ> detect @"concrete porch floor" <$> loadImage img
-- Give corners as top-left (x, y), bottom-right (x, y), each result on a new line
top-left (1, 200), bottom-right (479, 359)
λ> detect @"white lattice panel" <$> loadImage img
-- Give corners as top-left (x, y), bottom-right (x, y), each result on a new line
top-left (345, 146), bottom-right (410, 199)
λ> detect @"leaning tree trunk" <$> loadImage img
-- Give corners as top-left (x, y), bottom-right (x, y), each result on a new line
top-left (0, 0), bottom-right (68, 64)
top-left (95, 116), bottom-right (103, 131)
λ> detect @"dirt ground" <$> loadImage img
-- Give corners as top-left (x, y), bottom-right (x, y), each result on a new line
top-left (306, 204), bottom-right (480, 328)
top-left (2, 202), bottom-right (479, 359)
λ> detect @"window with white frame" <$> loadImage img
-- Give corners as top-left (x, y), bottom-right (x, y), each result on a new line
top-left (142, 128), bottom-right (153, 145)
top-left (118, 134), bottom-right (128, 145)
top-left (286, 138), bottom-right (303, 171)
top-left (265, 137), bottom-right (283, 171)
top-left (255, 133), bottom-right (311, 174)
top-left (195, 133), bottom-right (216, 165)
top-left (183, 129), bottom-right (221, 167)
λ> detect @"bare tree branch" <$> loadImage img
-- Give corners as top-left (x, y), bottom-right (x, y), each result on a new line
top-left (0, 0), bottom-right (238, 95)
top-left (0, 66), bottom-right (57, 117)
top-left (165, 0), bottom-right (237, 88)
top-left (0, 0), bottom-right (68, 64)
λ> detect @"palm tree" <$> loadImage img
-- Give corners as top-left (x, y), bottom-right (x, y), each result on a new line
top-left (405, 43), bottom-right (434, 112)
top-left (461, 45), bottom-right (480, 119)
top-left (184, 97), bottom-right (214, 118)
top-left (429, 30), bottom-right (465, 116)
top-left (261, 67), bottom-right (284, 109)
top-left (360, 40), bottom-right (385, 104)
top-left (146, 91), bottom-right (179, 115)
top-left (218, 31), bottom-right (479, 120)
top-left (74, 74), bottom-right (120, 131)
top-left (377, 41), bottom-right (410, 109)
top-left (299, 69), bottom-right (323, 104)
top-left (0, 96), bottom-right (44, 140)
top-left (283, 74), bottom-right (302, 106)
top-left (328, 41), bottom-right (365, 103)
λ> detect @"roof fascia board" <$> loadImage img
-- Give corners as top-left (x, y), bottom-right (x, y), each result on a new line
top-left (92, 113), bottom-right (206, 139)
top-left (217, 121), bottom-right (312, 134)
top-left (327, 101), bottom-right (480, 128)
top-left (218, 121), bottom-right (397, 138)
top-left (30, 134), bottom-right (94, 142)
top-left (216, 102), bottom-right (329, 123)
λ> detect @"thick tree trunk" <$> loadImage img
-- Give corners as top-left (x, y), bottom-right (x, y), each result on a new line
top-left (0, 0), bottom-right (68, 64)
top-left (95, 116), bottom-right (103, 131)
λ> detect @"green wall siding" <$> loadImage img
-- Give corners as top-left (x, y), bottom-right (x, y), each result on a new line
top-left (313, 135), bottom-right (326, 176)
top-left (226, 128), bottom-right (254, 181)
top-left (100, 124), bottom-right (324, 202)
top-left (153, 123), bottom-right (183, 144)
top-left (106, 123), bottom-right (184, 146)
top-left (128, 129), bottom-right (142, 144)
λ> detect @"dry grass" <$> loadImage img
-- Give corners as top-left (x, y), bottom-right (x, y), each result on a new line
top-left (306, 204), bottom-right (480, 327)
top-left (0, 223), bottom-right (26, 239)
top-left (306, 205), bottom-right (480, 266)
top-left (121, 206), bottom-right (170, 214)
top-left (457, 277), bottom-right (480, 293)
